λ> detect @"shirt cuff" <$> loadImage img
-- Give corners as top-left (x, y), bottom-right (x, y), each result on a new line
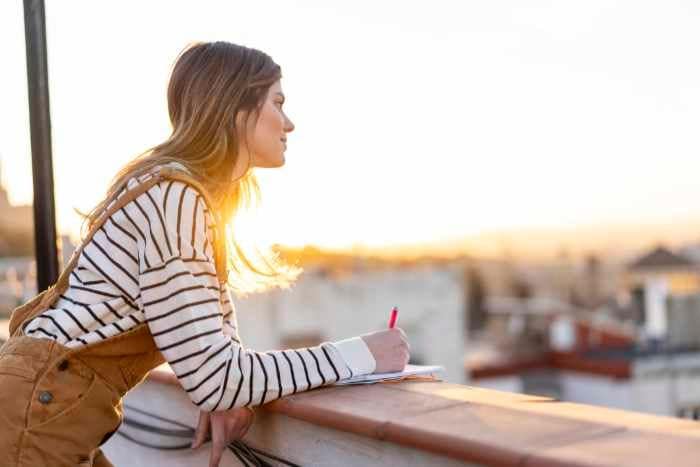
top-left (329, 336), bottom-right (376, 377)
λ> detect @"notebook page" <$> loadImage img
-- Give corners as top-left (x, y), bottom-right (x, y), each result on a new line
top-left (334, 364), bottom-right (445, 386)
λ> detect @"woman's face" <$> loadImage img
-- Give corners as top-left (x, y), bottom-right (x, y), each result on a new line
top-left (236, 80), bottom-right (294, 173)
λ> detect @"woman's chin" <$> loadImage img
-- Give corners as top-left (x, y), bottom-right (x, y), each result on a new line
top-left (259, 156), bottom-right (285, 168)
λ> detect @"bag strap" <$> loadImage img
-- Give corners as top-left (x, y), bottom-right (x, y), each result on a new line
top-left (9, 165), bottom-right (228, 336)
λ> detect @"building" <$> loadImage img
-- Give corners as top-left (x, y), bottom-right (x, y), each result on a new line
top-left (0, 159), bottom-right (34, 256)
top-left (624, 245), bottom-right (700, 342)
top-left (235, 262), bottom-right (468, 384)
top-left (469, 340), bottom-right (700, 421)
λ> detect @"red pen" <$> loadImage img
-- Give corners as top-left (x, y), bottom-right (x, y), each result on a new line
top-left (388, 306), bottom-right (399, 328)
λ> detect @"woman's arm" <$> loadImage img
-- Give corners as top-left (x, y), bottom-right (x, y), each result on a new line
top-left (219, 286), bottom-right (242, 344)
top-left (136, 180), bottom-right (375, 411)
top-left (218, 284), bottom-right (375, 378)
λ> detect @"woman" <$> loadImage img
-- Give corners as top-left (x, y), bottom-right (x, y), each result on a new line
top-left (0, 41), bottom-right (410, 467)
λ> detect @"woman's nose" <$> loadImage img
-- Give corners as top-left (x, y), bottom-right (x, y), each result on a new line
top-left (284, 116), bottom-right (295, 133)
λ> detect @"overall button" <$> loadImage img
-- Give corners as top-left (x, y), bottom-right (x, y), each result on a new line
top-left (38, 391), bottom-right (53, 404)
top-left (58, 360), bottom-right (69, 371)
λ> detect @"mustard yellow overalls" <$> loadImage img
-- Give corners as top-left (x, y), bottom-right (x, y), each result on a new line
top-left (0, 166), bottom-right (227, 466)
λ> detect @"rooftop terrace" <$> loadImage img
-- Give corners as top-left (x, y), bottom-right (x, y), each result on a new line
top-left (102, 364), bottom-right (700, 466)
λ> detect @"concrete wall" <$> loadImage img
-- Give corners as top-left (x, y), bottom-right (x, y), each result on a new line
top-left (235, 264), bottom-right (468, 384)
top-left (104, 378), bottom-right (478, 467)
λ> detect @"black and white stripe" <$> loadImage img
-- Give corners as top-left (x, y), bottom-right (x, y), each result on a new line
top-left (22, 167), bottom-right (356, 411)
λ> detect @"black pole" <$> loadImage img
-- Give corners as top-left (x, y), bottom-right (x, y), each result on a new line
top-left (23, 0), bottom-right (59, 291)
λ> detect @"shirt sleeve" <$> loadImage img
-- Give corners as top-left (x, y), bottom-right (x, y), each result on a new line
top-left (328, 337), bottom-right (376, 375)
top-left (137, 180), bottom-right (375, 411)
top-left (220, 285), bottom-right (242, 344)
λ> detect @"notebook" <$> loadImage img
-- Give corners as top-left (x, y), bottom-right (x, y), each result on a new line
top-left (334, 364), bottom-right (446, 386)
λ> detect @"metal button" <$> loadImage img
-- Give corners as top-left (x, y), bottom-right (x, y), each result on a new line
top-left (38, 391), bottom-right (53, 404)
top-left (58, 360), bottom-right (69, 371)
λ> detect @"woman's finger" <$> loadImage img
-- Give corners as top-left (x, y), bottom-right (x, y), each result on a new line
top-left (191, 411), bottom-right (210, 449)
top-left (208, 416), bottom-right (227, 467)
top-left (234, 408), bottom-right (255, 439)
top-left (221, 408), bottom-right (253, 442)
top-left (226, 409), bottom-right (250, 440)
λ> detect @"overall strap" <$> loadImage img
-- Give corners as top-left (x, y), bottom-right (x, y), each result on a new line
top-left (9, 165), bottom-right (228, 337)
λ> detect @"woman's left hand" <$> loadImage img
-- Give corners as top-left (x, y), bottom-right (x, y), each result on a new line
top-left (191, 407), bottom-right (255, 467)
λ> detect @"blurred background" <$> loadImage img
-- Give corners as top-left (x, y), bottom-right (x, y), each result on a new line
top-left (4, 0), bottom-right (700, 421)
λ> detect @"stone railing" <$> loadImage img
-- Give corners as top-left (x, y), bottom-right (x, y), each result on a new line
top-left (103, 364), bottom-right (700, 466)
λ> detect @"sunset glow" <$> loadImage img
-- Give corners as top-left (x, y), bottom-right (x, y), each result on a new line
top-left (3, 1), bottom-right (700, 257)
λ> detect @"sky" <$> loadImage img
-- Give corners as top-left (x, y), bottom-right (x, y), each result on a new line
top-left (2, 1), bottom-right (700, 254)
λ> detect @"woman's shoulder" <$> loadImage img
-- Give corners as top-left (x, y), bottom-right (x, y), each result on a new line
top-left (121, 163), bottom-right (205, 202)
top-left (108, 163), bottom-right (215, 226)
top-left (124, 161), bottom-right (192, 187)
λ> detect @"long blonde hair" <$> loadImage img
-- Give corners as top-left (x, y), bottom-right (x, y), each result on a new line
top-left (78, 41), bottom-right (301, 296)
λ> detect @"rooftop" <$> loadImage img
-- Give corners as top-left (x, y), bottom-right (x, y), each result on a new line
top-left (628, 245), bottom-right (696, 270)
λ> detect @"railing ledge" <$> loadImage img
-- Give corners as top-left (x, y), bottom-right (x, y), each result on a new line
top-left (143, 365), bottom-right (700, 466)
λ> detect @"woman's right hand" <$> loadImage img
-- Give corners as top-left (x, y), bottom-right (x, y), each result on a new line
top-left (361, 327), bottom-right (411, 374)
top-left (191, 407), bottom-right (255, 467)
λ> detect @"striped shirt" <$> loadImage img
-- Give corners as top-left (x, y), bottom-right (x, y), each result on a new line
top-left (23, 164), bottom-right (376, 411)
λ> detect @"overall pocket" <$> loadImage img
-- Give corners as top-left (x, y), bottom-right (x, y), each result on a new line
top-left (26, 358), bottom-right (97, 430)
top-left (20, 359), bottom-right (123, 466)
